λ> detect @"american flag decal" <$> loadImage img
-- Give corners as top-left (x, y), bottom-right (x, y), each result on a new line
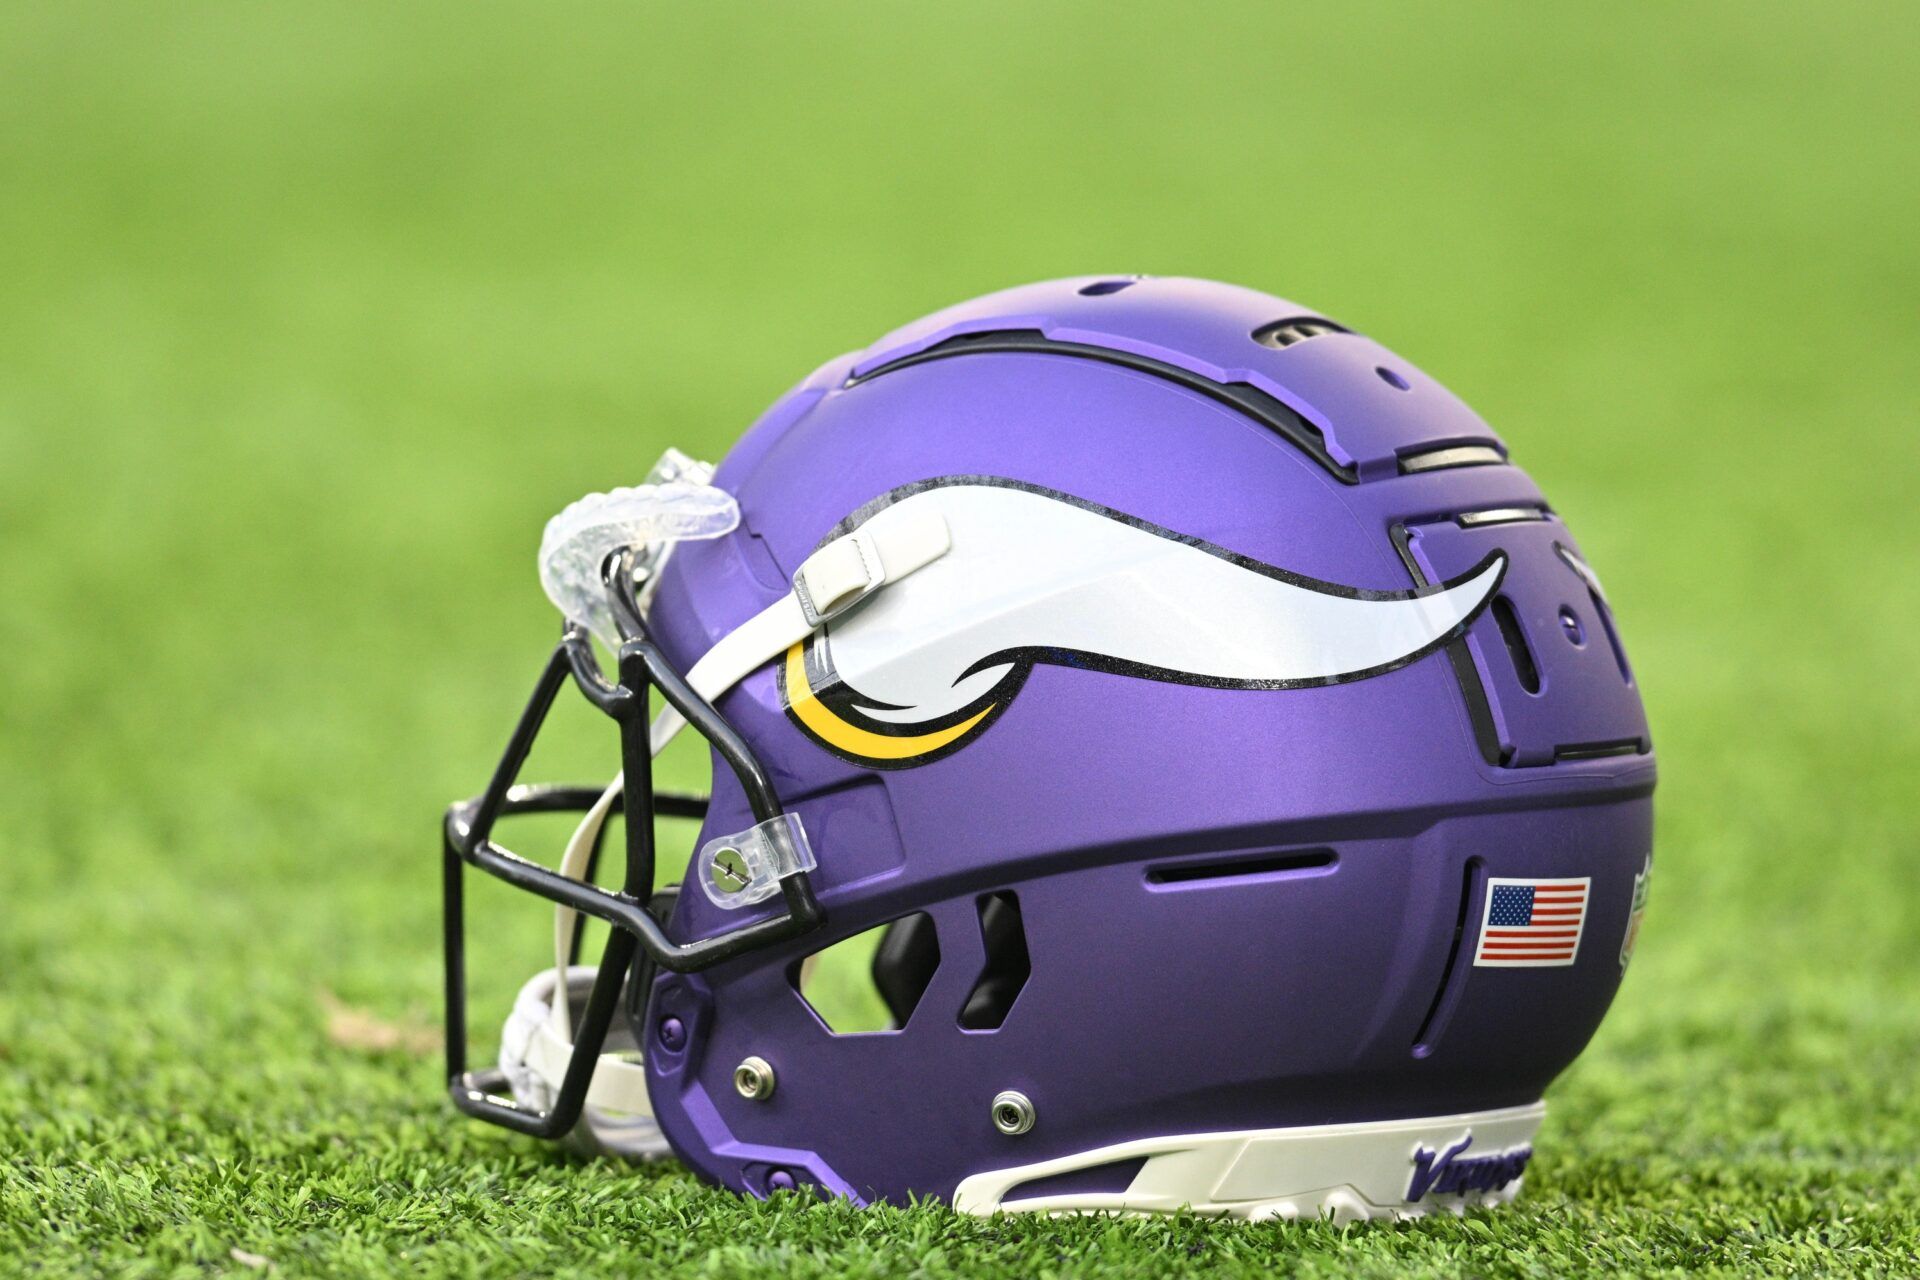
top-left (1473, 877), bottom-right (1590, 967)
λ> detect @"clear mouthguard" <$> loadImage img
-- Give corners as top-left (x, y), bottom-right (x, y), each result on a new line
top-left (697, 813), bottom-right (816, 910)
top-left (538, 449), bottom-right (738, 646)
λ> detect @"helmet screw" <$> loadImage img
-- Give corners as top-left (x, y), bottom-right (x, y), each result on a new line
top-left (734, 1056), bottom-right (776, 1101)
top-left (991, 1090), bottom-right (1035, 1135)
top-left (766, 1168), bottom-right (797, 1193)
top-left (709, 847), bottom-right (751, 894)
top-left (657, 1017), bottom-right (687, 1051)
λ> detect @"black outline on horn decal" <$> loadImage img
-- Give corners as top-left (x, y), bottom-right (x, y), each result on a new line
top-left (778, 476), bottom-right (1507, 770)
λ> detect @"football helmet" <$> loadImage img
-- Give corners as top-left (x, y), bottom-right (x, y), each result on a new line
top-left (442, 276), bottom-right (1655, 1220)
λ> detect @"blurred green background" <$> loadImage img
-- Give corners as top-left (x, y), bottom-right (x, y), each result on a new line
top-left (3, 2), bottom-right (1917, 1275)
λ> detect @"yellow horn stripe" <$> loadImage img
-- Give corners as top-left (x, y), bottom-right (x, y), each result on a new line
top-left (784, 643), bottom-right (994, 762)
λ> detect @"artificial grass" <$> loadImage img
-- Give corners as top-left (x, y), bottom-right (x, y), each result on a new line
top-left (3, 1), bottom-right (1918, 1275)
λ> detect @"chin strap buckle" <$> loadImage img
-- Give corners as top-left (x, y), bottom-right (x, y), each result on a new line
top-left (793, 531), bottom-right (882, 627)
top-left (649, 502), bottom-right (952, 755)
top-left (793, 504), bottom-right (952, 628)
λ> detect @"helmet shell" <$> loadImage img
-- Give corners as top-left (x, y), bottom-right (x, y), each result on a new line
top-left (641, 277), bottom-right (1654, 1205)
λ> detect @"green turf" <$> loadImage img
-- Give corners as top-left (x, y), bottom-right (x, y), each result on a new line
top-left (3, 2), bottom-right (1918, 1275)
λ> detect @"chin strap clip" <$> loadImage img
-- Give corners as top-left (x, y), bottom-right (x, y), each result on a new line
top-left (696, 812), bottom-right (817, 910)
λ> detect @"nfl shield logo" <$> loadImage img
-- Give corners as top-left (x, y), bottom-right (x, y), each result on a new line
top-left (1619, 856), bottom-right (1651, 970)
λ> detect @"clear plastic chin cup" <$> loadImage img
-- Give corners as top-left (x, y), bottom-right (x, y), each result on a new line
top-left (537, 449), bottom-right (739, 647)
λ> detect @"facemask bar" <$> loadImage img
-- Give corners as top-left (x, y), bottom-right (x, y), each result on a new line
top-left (442, 547), bottom-right (825, 1141)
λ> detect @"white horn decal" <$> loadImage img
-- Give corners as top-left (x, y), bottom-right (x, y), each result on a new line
top-left (779, 479), bottom-right (1505, 768)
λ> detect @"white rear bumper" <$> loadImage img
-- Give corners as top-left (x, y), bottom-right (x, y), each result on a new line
top-left (953, 1101), bottom-right (1546, 1222)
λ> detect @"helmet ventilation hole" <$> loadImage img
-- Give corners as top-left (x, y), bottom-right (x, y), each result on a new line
top-left (1146, 848), bottom-right (1335, 887)
top-left (790, 912), bottom-right (939, 1034)
top-left (1252, 317), bottom-right (1348, 349)
top-left (1492, 596), bottom-right (1542, 695)
top-left (1591, 592), bottom-right (1633, 684)
top-left (1078, 278), bottom-right (1137, 296)
top-left (958, 892), bottom-right (1031, 1031)
top-left (1412, 856), bottom-right (1486, 1057)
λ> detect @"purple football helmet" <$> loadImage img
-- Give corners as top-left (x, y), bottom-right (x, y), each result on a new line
top-left (442, 276), bottom-right (1655, 1221)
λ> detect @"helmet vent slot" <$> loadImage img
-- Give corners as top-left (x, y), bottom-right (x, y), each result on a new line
top-left (1492, 596), bottom-right (1542, 695)
top-left (1412, 856), bottom-right (1486, 1058)
top-left (958, 892), bottom-right (1031, 1032)
top-left (1146, 848), bottom-right (1336, 888)
top-left (1399, 444), bottom-right (1505, 475)
top-left (791, 912), bottom-right (939, 1034)
top-left (1252, 317), bottom-right (1349, 349)
top-left (850, 329), bottom-right (1360, 483)
top-left (1591, 590), bottom-right (1633, 684)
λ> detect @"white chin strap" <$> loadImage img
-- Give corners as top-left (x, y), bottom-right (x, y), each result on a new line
top-left (497, 501), bottom-right (950, 1157)
top-left (497, 964), bottom-right (664, 1159)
